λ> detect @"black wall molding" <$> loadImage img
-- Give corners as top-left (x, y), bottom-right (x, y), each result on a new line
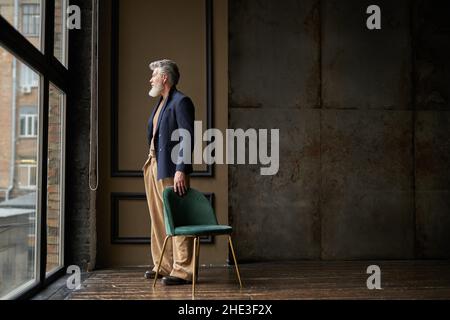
top-left (111, 192), bottom-right (215, 244)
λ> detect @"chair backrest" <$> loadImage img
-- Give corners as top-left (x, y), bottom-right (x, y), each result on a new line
top-left (162, 187), bottom-right (218, 236)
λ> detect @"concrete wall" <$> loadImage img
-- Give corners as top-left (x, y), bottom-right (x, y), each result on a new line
top-left (229, 0), bottom-right (450, 261)
top-left (67, 0), bottom-right (96, 271)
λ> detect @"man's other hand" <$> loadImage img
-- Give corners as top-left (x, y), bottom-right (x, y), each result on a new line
top-left (174, 171), bottom-right (187, 196)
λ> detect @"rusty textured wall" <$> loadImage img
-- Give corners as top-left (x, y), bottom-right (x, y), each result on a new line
top-left (229, 0), bottom-right (322, 261)
top-left (229, 0), bottom-right (450, 261)
top-left (414, 0), bottom-right (450, 258)
top-left (320, 0), bottom-right (414, 259)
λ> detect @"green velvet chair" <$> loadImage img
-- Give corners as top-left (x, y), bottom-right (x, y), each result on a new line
top-left (153, 187), bottom-right (242, 296)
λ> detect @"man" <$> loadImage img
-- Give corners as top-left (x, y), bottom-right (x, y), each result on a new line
top-left (142, 59), bottom-right (195, 285)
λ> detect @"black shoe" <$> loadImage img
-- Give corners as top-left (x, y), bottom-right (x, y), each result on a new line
top-left (144, 270), bottom-right (163, 279)
top-left (161, 276), bottom-right (192, 286)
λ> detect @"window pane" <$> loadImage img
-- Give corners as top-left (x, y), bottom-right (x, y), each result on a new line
top-left (19, 107), bottom-right (37, 138)
top-left (27, 116), bottom-right (33, 136)
top-left (46, 83), bottom-right (65, 274)
top-left (0, 46), bottom-right (39, 298)
top-left (19, 117), bottom-right (26, 136)
top-left (33, 115), bottom-right (38, 136)
top-left (17, 166), bottom-right (28, 188)
top-left (54, 0), bottom-right (68, 66)
top-left (0, 0), bottom-right (42, 51)
top-left (30, 166), bottom-right (37, 187)
top-left (20, 64), bottom-right (39, 92)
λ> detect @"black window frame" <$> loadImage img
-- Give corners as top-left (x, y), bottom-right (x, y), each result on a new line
top-left (0, 0), bottom-right (69, 300)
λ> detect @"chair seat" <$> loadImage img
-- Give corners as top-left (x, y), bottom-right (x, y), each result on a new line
top-left (174, 225), bottom-right (233, 236)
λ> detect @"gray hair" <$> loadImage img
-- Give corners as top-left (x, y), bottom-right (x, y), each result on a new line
top-left (149, 59), bottom-right (180, 86)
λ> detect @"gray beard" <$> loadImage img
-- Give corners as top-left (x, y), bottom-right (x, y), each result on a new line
top-left (149, 84), bottom-right (163, 97)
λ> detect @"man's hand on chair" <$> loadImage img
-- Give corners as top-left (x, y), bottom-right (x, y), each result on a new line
top-left (174, 171), bottom-right (187, 196)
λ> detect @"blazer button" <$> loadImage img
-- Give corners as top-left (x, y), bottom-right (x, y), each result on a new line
top-left (159, 148), bottom-right (162, 152)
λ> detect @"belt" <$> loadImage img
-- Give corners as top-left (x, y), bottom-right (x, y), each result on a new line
top-left (143, 148), bottom-right (156, 170)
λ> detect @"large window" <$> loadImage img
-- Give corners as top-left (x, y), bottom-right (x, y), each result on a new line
top-left (0, 0), bottom-right (42, 51)
top-left (0, 50), bottom-right (40, 299)
top-left (0, 0), bottom-right (69, 299)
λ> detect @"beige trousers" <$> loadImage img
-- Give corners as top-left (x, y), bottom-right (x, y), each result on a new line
top-left (143, 155), bottom-right (193, 281)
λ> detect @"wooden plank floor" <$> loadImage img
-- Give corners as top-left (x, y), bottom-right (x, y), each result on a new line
top-left (66, 261), bottom-right (450, 300)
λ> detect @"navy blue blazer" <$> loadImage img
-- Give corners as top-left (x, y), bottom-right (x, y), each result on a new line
top-left (146, 87), bottom-right (195, 180)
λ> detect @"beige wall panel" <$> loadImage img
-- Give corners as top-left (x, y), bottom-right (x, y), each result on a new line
top-left (118, 200), bottom-right (150, 238)
top-left (117, 0), bottom-right (207, 171)
top-left (98, 0), bottom-right (229, 268)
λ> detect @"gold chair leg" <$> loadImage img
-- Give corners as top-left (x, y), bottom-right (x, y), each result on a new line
top-left (192, 237), bottom-right (199, 297)
top-left (153, 235), bottom-right (170, 288)
top-left (228, 236), bottom-right (243, 288)
top-left (195, 236), bottom-right (200, 279)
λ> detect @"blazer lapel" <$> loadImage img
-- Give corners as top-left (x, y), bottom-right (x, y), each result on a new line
top-left (155, 86), bottom-right (176, 134)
